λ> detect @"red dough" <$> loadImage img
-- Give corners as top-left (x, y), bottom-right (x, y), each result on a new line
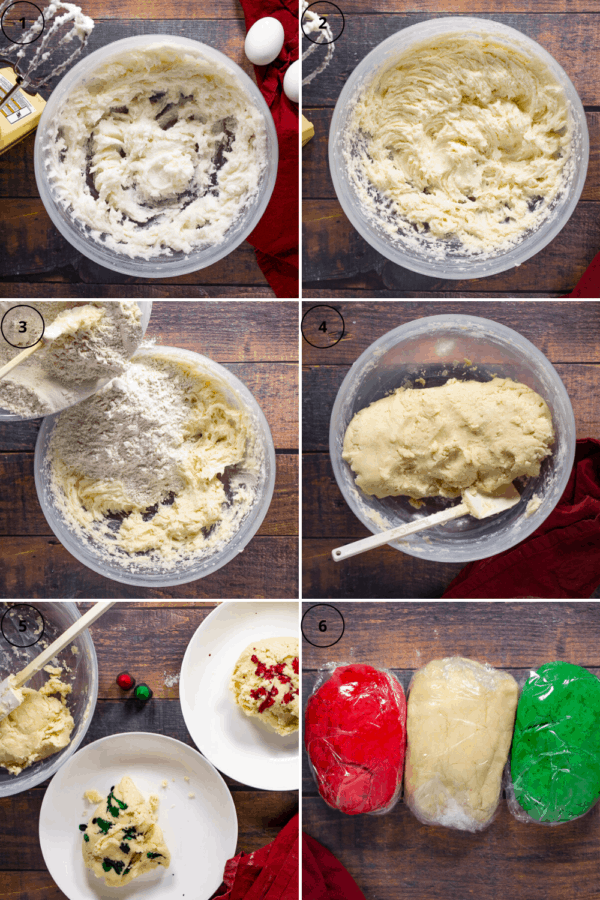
top-left (305, 664), bottom-right (407, 815)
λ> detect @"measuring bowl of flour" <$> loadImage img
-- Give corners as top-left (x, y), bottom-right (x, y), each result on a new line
top-left (329, 18), bottom-right (588, 279)
top-left (0, 301), bottom-right (152, 421)
top-left (0, 602), bottom-right (98, 798)
top-left (34, 35), bottom-right (277, 277)
top-left (34, 347), bottom-right (276, 586)
top-left (330, 315), bottom-right (576, 563)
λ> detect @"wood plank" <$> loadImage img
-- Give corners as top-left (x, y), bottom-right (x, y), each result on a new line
top-left (302, 537), bottom-right (463, 598)
top-left (0, 201), bottom-right (267, 284)
top-left (0, 789), bottom-right (297, 872)
top-left (307, 0), bottom-right (600, 12)
top-left (301, 601), bottom-right (600, 669)
top-left (302, 797), bottom-right (600, 900)
top-left (303, 108), bottom-right (600, 202)
top-left (0, 451), bottom-right (297, 536)
top-left (78, 0), bottom-right (245, 18)
top-left (0, 285), bottom-right (277, 298)
top-left (301, 301), bottom-right (600, 366)
top-left (303, 14), bottom-right (600, 107)
top-left (302, 362), bottom-right (600, 451)
top-left (303, 289), bottom-right (560, 297)
top-left (302, 199), bottom-right (600, 293)
top-left (0, 535), bottom-right (298, 598)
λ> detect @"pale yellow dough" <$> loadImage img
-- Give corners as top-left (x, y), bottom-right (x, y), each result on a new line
top-left (0, 666), bottom-right (74, 775)
top-left (349, 34), bottom-right (572, 253)
top-left (342, 377), bottom-right (554, 499)
top-left (404, 657), bottom-right (519, 829)
top-left (82, 775), bottom-right (171, 887)
top-left (230, 637), bottom-right (299, 736)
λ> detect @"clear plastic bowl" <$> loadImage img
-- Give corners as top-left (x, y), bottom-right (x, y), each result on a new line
top-left (0, 601), bottom-right (98, 797)
top-left (330, 315), bottom-right (576, 563)
top-left (34, 35), bottom-right (278, 278)
top-left (34, 346), bottom-right (276, 586)
top-left (329, 17), bottom-right (589, 279)
top-left (0, 301), bottom-right (152, 421)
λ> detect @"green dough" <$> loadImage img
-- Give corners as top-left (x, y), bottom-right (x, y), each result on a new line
top-left (511, 661), bottom-right (600, 822)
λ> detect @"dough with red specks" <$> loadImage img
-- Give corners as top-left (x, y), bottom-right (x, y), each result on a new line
top-left (229, 637), bottom-right (299, 736)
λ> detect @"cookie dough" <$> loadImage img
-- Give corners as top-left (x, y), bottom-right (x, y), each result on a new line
top-left (44, 42), bottom-right (267, 260)
top-left (48, 353), bottom-right (259, 570)
top-left (348, 34), bottom-right (572, 254)
top-left (81, 775), bottom-right (171, 886)
top-left (404, 657), bottom-right (518, 830)
top-left (0, 666), bottom-right (74, 775)
top-left (343, 377), bottom-right (554, 500)
top-left (230, 638), bottom-right (299, 735)
top-left (305, 664), bottom-right (407, 815)
top-left (510, 662), bottom-right (600, 822)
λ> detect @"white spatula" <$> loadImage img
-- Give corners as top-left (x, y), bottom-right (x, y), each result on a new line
top-left (332, 484), bottom-right (521, 562)
top-left (0, 305), bottom-right (103, 382)
top-left (0, 600), bottom-right (115, 722)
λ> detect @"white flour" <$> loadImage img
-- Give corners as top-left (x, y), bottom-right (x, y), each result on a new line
top-left (47, 352), bottom-right (262, 571)
top-left (0, 302), bottom-right (143, 417)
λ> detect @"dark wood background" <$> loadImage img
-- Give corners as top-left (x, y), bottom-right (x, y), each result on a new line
top-left (0, 2), bottom-right (283, 298)
top-left (302, 299), bottom-right (600, 598)
top-left (302, 9), bottom-right (600, 297)
top-left (302, 601), bottom-right (600, 900)
top-left (0, 300), bottom-right (299, 598)
top-left (0, 601), bottom-right (299, 900)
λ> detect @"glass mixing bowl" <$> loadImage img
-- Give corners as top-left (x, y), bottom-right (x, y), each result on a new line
top-left (0, 601), bottom-right (98, 798)
top-left (34, 35), bottom-right (278, 278)
top-left (34, 346), bottom-right (276, 586)
top-left (329, 17), bottom-right (589, 279)
top-left (0, 301), bottom-right (152, 421)
top-left (330, 315), bottom-right (576, 563)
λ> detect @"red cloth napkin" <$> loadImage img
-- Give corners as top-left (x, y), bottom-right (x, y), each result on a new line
top-left (566, 252), bottom-right (600, 296)
top-left (239, 0), bottom-right (299, 297)
top-left (302, 833), bottom-right (367, 900)
top-left (443, 439), bottom-right (600, 598)
top-left (212, 814), bottom-right (299, 900)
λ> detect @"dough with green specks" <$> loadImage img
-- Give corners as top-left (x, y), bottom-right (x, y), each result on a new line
top-left (82, 775), bottom-right (171, 886)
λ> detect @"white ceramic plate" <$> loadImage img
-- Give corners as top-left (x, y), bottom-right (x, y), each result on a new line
top-left (180, 601), bottom-right (299, 791)
top-left (38, 732), bottom-right (237, 900)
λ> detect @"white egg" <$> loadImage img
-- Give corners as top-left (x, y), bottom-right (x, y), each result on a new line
top-left (283, 59), bottom-right (300, 104)
top-left (245, 17), bottom-right (285, 66)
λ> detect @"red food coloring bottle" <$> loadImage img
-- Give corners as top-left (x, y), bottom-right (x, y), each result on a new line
top-left (116, 672), bottom-right (136, 691)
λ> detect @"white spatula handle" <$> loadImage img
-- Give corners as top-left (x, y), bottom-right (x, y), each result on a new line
top-left (13, 601), bottom-right (116, 688)
top-left (332, 503), bottom-right (469, 562)
top-left (0, 340), bottom-right (44, 381)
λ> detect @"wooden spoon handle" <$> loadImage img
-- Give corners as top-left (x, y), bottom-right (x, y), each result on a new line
top-left (13, 601), bottom-right (116, 688)
top-left (0, 340), bottom-right (43, 381)
top-left (332, 503), bottom-right (469, 562)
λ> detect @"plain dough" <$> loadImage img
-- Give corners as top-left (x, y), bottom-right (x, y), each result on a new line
top-left (82, 775), bottom-right (171, 886)
top-left (348, 34), bottom-right (571, 254)
top-left (342, 377), bottom-right (554, 499)
top-left (404, 657), bottom-right (519, 829)
top-left (45, 43), bottom-right (267, 260)
top-left (230, 637), bottom-right (299, 736)
top-left (0, 666), bottom-right (74, 775)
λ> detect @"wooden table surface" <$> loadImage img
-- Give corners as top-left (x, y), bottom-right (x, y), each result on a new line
top-left (0, 600), bottom-right (299, 900)
top-left (302, 299), bottom-right (600, 599)
top-left (302, 601), bottom-right (600, 900)
top-left (0, 301), bottom-right (299, 599)
top-left (302, 8), bottom-right (600, 297)
top-left (0, 1), bottom-right (281, 298)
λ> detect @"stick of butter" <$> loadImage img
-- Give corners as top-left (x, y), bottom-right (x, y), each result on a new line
top-left (302, 114), bottom-right (314, 147)
top-left (0, 68), bottom-right (46, 157)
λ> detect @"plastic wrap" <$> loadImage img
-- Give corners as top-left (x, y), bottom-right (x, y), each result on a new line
top-left (304, 663), bottom-right (407, 815)
top-left (507, 661), bottom-right (600, 825)
top-left (404, 656), bottom-right (518, 831)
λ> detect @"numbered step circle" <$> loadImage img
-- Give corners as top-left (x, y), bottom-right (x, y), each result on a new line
top-left (302, 604), bottom-right (345, 648)
top-left (1, 2), bottom-right (44, 45)
top-left (1, 603), bottom-right (45, 648)
top-left (302, 305), bottom-right (345, 349)
top-left (1, 304), bottom-right (45, 348)
top-left (301, 2), bottom-right (345, 45)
